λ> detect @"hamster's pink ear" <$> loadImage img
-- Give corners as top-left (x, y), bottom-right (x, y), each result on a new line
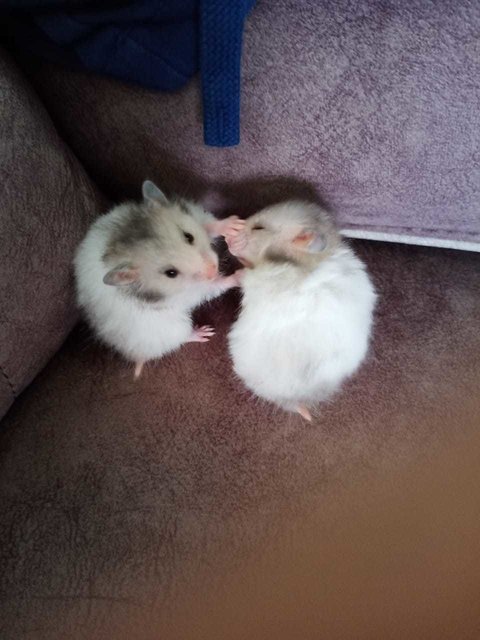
top-left (292, 230), bottom-right (327, 253)
top-left (142, 180), bottom-right (169, 206)
top-left (103, 264), bottom-right (140, 286)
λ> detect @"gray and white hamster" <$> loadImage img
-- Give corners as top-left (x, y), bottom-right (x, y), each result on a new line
top-left (74, 180), bottom-right (243, 377)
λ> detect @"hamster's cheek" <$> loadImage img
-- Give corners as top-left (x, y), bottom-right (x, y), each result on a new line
top-left (209, 248), bottom-right (220, 266)
top-left (246, 237), bottom-right (265, 261)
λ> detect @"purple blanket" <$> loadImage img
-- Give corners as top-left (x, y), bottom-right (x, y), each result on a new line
top-left (203, 0), bottom-right (480, 249)
top-left (15, 0), bottom-right (480, 249)
top-left (135, 0), bottom-right (480, 249)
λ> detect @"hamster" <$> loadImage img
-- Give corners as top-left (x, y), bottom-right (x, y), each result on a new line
top-left (74, 180), bottom-right (244, 377)
top-left (225, 201), bottom-right (377, 421)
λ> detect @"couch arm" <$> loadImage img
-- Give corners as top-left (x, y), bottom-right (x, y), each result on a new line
top-left (0, 46), bottom-right (104, 419)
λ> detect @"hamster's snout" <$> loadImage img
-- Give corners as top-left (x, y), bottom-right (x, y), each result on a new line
top-left (203, 260), bottom-right (218, 280)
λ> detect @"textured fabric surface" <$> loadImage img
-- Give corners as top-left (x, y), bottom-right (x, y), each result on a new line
top-left (0, 46), bottom-right (104, 418)
top-left (1, 240), bottom-right (479, 639)
top-left (13, 0), bottom-right (480, 244)
top-left (170, 424), bottom-right (480, 640)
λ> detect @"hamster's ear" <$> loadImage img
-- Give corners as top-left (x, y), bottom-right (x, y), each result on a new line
top-left (103, 263), bottom-right (140, 286)
top-left (142, 180), bottom-right (169, 205)
top-left (292, 230), bottom-right (327, 253)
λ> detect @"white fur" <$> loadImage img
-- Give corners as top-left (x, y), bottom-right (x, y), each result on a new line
top-left (74, 203), bottom-right (230, 365)
top-left (228, 238), bottom-right (376, 413)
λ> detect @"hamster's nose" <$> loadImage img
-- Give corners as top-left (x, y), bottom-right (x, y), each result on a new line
top-left (203, 261), bottom-right (218, 280)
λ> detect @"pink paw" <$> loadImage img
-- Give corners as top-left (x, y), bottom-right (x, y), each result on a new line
top-left (215, 216), bottom-right (246, 238)
top-left (225, 230), bottom-right (248, 256)
top-left (134, 361), bottom-right (144, 379)
top-left (296, 404), bottom-right (312, 422)
top-left (189, 325), bottom-right (215, 343)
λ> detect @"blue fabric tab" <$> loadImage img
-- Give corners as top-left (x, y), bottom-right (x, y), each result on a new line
top-left (200, 0), bottom-right (254, 147)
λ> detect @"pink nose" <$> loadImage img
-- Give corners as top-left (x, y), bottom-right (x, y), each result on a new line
top-left (204, 261), bottom-right (218, 280)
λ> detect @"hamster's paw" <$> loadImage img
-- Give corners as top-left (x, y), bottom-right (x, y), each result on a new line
top-left (213, 216), bottom-right (245, 238)
top-left (134, 360), bottom-right (145, 379)
top-left (225, 230), bottom-right (248, 256)
top-left (224, 215), bottom-right (246, 236)
top-left (296, 404), bottom-right (312, 422)
top-left (189, 325), bottom-right (215, 343)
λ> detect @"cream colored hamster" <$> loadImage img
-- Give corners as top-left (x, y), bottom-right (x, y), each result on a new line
top-left (225, 201), bottom-right (376, 421)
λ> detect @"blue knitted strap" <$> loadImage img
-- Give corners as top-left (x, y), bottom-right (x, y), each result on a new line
top-left (200, 0), bottom-right (255, 147)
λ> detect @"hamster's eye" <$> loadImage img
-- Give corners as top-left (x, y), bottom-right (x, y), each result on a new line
top-left (183, 232), bottom-right (194, 245)
top-left (252, 224), bottom-right (265, 231)
top-left (164, 268), bottom-right (179, 278)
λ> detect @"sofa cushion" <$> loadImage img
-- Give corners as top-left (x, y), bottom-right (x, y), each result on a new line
top-left (0, 46), bottom-right (104, 419)
top-left (0, 240), bottom-right (479, 639)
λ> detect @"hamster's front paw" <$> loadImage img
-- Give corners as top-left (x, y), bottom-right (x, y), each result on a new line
top-left (212, 216), bottom-right (245, 238)
top-left (224, 215), bottom-right (246, 236)
top-left (225, 229), bottom-right (248, 256)
top-left (188, 325), bottom-right (215, 343)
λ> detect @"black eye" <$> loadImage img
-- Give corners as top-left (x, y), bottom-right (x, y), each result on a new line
top-left (183, 232), bottom-right (194, 245)
top-left (252, 224), bottom-right (265, 231)
top-left (164, 268), bottom-right (179, 278)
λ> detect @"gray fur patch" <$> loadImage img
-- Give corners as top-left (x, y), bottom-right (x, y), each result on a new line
top-left (174, 198), bottom-right (191, 215)
top-left (265, 250), bottom-right (300, 266)
top-left (104, 205), bottom-right (155, 259)
top-left (125, 285), bottom-right (164, 304)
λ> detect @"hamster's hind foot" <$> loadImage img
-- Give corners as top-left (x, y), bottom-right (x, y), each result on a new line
top-left (134, 360), bottom-right (145, 379)
top-left (296, 404), bottom-right (312, 422)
